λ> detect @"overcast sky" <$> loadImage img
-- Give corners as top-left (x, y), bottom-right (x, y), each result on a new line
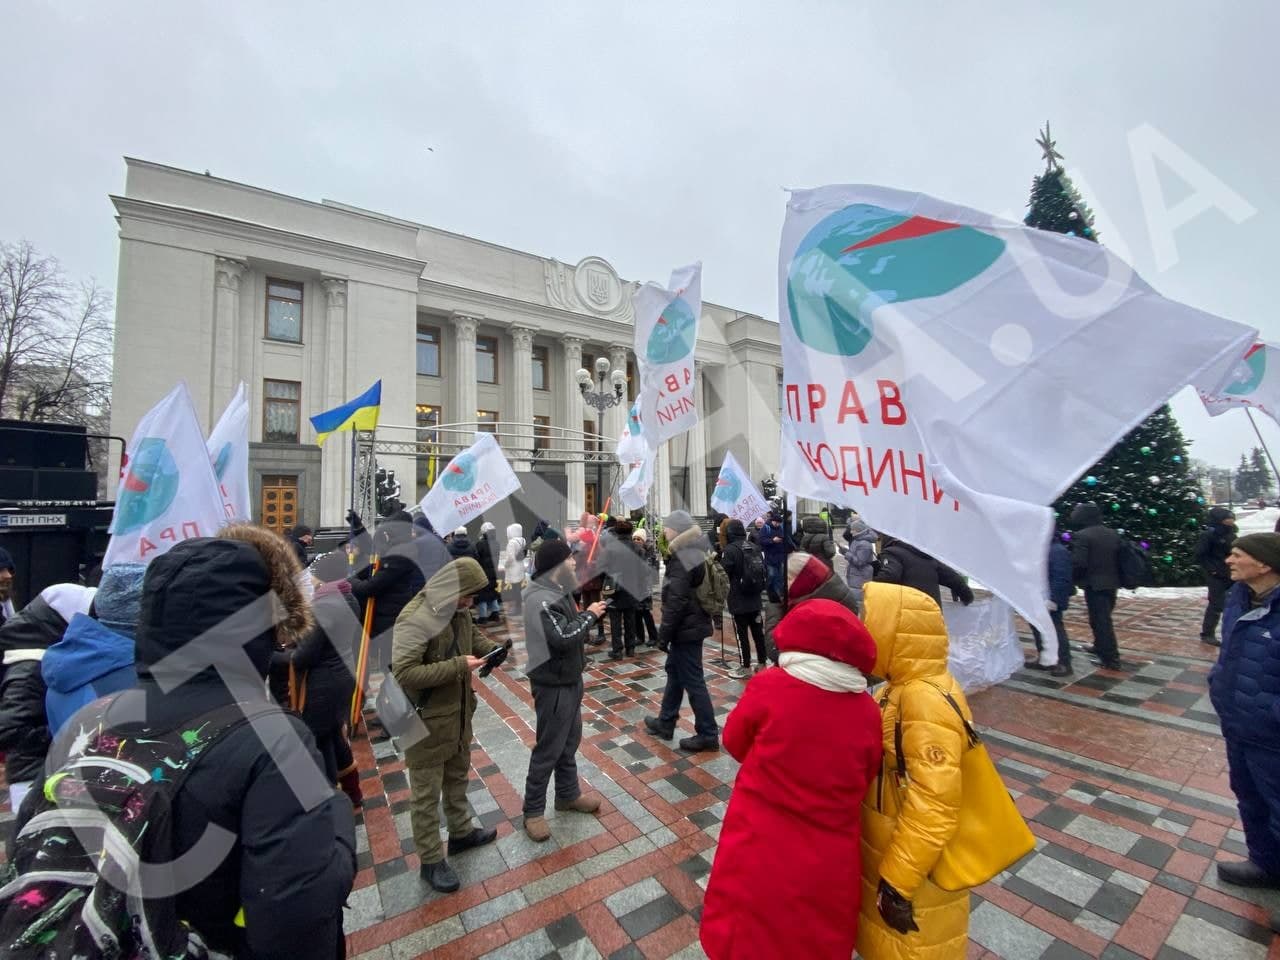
top-left (4, 1), bottom-right (1276, 471)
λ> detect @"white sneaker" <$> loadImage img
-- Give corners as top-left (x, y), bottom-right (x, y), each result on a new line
top-left (728, 666), bottom-right (751, 679)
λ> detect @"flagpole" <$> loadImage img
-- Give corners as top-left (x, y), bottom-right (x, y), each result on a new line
top-left (1244, 408), bottom-right (1280, 496)
top-left (349, 430), bottom-right (357, 521)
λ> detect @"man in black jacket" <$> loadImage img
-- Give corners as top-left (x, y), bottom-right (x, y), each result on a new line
top-left (874, 538), bottom-right (974, 608)
top-left (0, 546), bottom-right (16, 625)
top-left (15, 535), bottom-right (356, 959)
top-left (721, 519), bottom-right (767, 677)
top-left (1196, 507), bottom-right (1236, 647)
top-left (520, 539), bottom-right (607, 842)
top-left (644, 511), bottom-right (719, 752)
top-left (351, 511), bottom-right (427, 679)
top-left (1070, 502), bottom-right (1124, 670)
top-left (288, 523), bottom-right (314, 567)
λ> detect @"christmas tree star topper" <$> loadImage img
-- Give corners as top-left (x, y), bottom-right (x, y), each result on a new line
top-left (1036, 122), bottom-right (1064, 171)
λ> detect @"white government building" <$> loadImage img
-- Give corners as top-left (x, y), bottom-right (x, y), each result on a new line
top-left (108, 158), bottom-right (788, 533)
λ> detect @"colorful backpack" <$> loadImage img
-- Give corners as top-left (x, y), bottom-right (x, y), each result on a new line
top-left (0, 695), bottom-right (276, 959)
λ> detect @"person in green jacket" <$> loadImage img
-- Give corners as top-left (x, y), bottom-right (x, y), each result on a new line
top-left (392, 557), bottom-right (511, 893)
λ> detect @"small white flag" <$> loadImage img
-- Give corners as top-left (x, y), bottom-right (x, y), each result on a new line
top-left (618, 447), bottom-right (656, 512)
top-left (634, 262), bottom-right (702, 445)
top-left (418, 432), bottom-right (522, 535)
top-left (104, 383), bottom-right (227, 567)
top-left (207, 382), bottom-right (251, 523)
top-left (709, 452), bottom-right (771, 524)
top-left (1197, 341), bottom-right (1280, 424)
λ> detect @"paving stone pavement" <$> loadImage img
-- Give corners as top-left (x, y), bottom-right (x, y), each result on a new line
top-left (3, 593), bottom-right (1267, 958)
top-left (335, 595), bottom-right (1280, 958)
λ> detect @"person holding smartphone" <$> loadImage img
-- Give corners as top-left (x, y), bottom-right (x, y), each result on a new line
top-left (520, 539), bottom-right (607, 842)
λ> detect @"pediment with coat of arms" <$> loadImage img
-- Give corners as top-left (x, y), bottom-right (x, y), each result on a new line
top-left (544, 256), bottom-right (636, 323)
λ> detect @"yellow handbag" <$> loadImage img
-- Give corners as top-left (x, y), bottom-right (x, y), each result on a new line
top-left (888, 682), bottom-right (1036, 892)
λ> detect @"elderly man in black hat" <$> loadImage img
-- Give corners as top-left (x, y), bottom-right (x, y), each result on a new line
top-left (520, 538), bottom-right (607, 842)
top-left (1211, 532), bottom-right (1280, 933)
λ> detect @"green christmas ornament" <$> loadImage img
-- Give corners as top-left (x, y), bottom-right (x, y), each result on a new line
top-left (1111, 503), bottom-right (1121, 512)
top-left (1147, 508), bottom-right (1158, 516)
top-left (1140, 446), bottom-right (1152, 455)
top-left (1162, 554), bottom-right (1174, 564)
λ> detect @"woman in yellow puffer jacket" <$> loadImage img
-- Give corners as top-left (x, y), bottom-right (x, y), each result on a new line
top-left (857, 581), bottom-right (971, 960)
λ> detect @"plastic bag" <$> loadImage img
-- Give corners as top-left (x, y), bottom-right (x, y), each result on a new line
top-left (942, 597), bottom-right (1024, 693)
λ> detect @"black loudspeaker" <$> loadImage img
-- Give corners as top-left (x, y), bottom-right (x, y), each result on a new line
top-left (34, 469), bottom-right (97, 501)
top-left (0, 467), bottom-right (35, 500)
top-left (0, 427), bottom-right (36, 467)
top-left (35, 432), bottom-right (88, 469)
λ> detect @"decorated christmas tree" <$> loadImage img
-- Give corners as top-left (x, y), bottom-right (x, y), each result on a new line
top-left (1027, 124), bottom-right (1205, 585)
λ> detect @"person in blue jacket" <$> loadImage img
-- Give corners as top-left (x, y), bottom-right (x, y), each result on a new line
top-left (1210, 532), bottom-right (1280, 933)
top-left (759, 510), bottom-right (792, 602)
top-left (42, 564), bottom-right (144, 736)
top-left (1028, 539), bottom-right (1075, 677)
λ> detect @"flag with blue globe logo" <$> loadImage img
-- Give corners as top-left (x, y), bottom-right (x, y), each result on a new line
top-left (633, 262), bottom-right (702, 446)
top-left (418, 432), bottom-right (522, 534)
top-left (206, 382), bottom-right (251, 523)
top-left (779, 184), bottom-right (1254, 642)
top-left (104, 382), bottom-right (227, 568)
top-left (709, 452), bottom-right (770, 523)
top-left (1197, 340), bottom-right (1280, 424)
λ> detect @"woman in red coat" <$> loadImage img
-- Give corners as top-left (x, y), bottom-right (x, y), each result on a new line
top-left (700, 598), bottom-right (883, 959)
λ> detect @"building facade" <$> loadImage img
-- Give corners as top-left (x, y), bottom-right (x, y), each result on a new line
top-left (109, 159), bottom-right (786, 531)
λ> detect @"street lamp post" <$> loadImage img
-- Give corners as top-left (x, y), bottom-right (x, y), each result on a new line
top-left (576, 356), bottom-right (626, 514)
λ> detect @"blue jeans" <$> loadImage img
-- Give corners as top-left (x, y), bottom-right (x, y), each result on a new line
top-left (658, 642), bottom-right (719, 739)
top-left (765, 562), bottom-right (784, 602)
top-left (475, 599), bottom-right (500, 619)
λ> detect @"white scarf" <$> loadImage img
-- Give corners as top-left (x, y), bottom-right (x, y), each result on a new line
top-left (779, 651), bottom-right (868, 693)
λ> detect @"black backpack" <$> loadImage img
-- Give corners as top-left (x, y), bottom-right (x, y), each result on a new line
top-left (740, 542), bottom-right (768, 594)
top-left (1118, 540), bottom-right (1154, 590)
top-left (0, 696), bottom-right (276, 959)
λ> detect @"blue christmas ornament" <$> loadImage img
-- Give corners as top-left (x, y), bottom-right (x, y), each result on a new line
top-left (1084, 475), bottom-right (1098, 487)
top-left (1172, 455), bottom-right (1183, 463)
top-left (1196, 496), bottom-right (1205, 504)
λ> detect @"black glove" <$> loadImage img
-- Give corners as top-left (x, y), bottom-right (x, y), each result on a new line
top-left (877, 879), bottom-right (918, 934)
top-left (346, 510), bottom-right (366, 535)
top-left (478, 640), bottom-right (512, 678)
top-left (951, 583), bottom-right (975, 606)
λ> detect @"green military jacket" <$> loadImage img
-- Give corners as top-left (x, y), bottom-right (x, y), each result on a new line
top-left (391, 557), bottom-right (499, 764)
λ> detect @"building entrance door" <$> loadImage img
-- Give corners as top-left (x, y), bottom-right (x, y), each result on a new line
top-left (260, 475), bottom-right (298, 534)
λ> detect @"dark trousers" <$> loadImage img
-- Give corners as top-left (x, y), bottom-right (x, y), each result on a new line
top-left (658, 642), bottom-right (719, 739)
top-left (609, 607), bottom-right (640, 655)
top-left (1202, 574), bottom-right (1231, 640)
top-left (1031, 609), bottom-right (1072, 668)
top-left (523, 679), bottom-right (584, 817)
top-left (638, 603), bottom-right (659, 645)
top-left (1225, 737), bottom-right (1280, 875)
top-left (732, 612), bottom-right (767, 668)
top-left (1085, 588), bottom-right (1119, 664)
top-left (580, 586), bottom-right (606, 639)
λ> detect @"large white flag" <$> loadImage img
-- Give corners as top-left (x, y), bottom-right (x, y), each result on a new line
top-left (709, 452), bottom-right (771, 523)
top-left (1196, 341), bottom-right (1280, 423)
top-left (779, 185), bottom-right (1254, 643)
top-left (207, 382), bottom-right (251, 523)
top-left (418, 432), bottom-right (521, 534)
top-left (104, 383), bottom-right (227, 567)
top-left (634, 262), bottom-right (702, 445)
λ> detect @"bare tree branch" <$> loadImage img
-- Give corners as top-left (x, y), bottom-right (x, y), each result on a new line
top-left (1, 241), bottom-right (114, 429)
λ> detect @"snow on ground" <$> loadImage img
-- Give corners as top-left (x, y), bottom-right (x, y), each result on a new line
top-left (1237, 506), bottom-right (1278, 533)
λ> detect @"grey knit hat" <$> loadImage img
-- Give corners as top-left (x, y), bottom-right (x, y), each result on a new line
top-left (663, 510), bottom-right (696, 535)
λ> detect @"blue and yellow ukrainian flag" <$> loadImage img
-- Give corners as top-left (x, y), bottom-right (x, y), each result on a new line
top-left (310, 380), bottom-right (382, 445)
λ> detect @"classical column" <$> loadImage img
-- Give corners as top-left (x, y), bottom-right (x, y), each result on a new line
top-left (508, 326), bottom-right (535, 471)
top-left (684, 361), bottom-right (709, 515)
top-left (450, 313), bottom-right (480, 433)
top-left (654, 440), bottom-right (672, 519)
top-left (212, 257), bottom-right (246, 426)
top-left (320, 278), bottom-right (348, 524)
top-left (606, 344), bottom-right (630, 448)
top-left (560, 335), bottom-right (586, 522)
